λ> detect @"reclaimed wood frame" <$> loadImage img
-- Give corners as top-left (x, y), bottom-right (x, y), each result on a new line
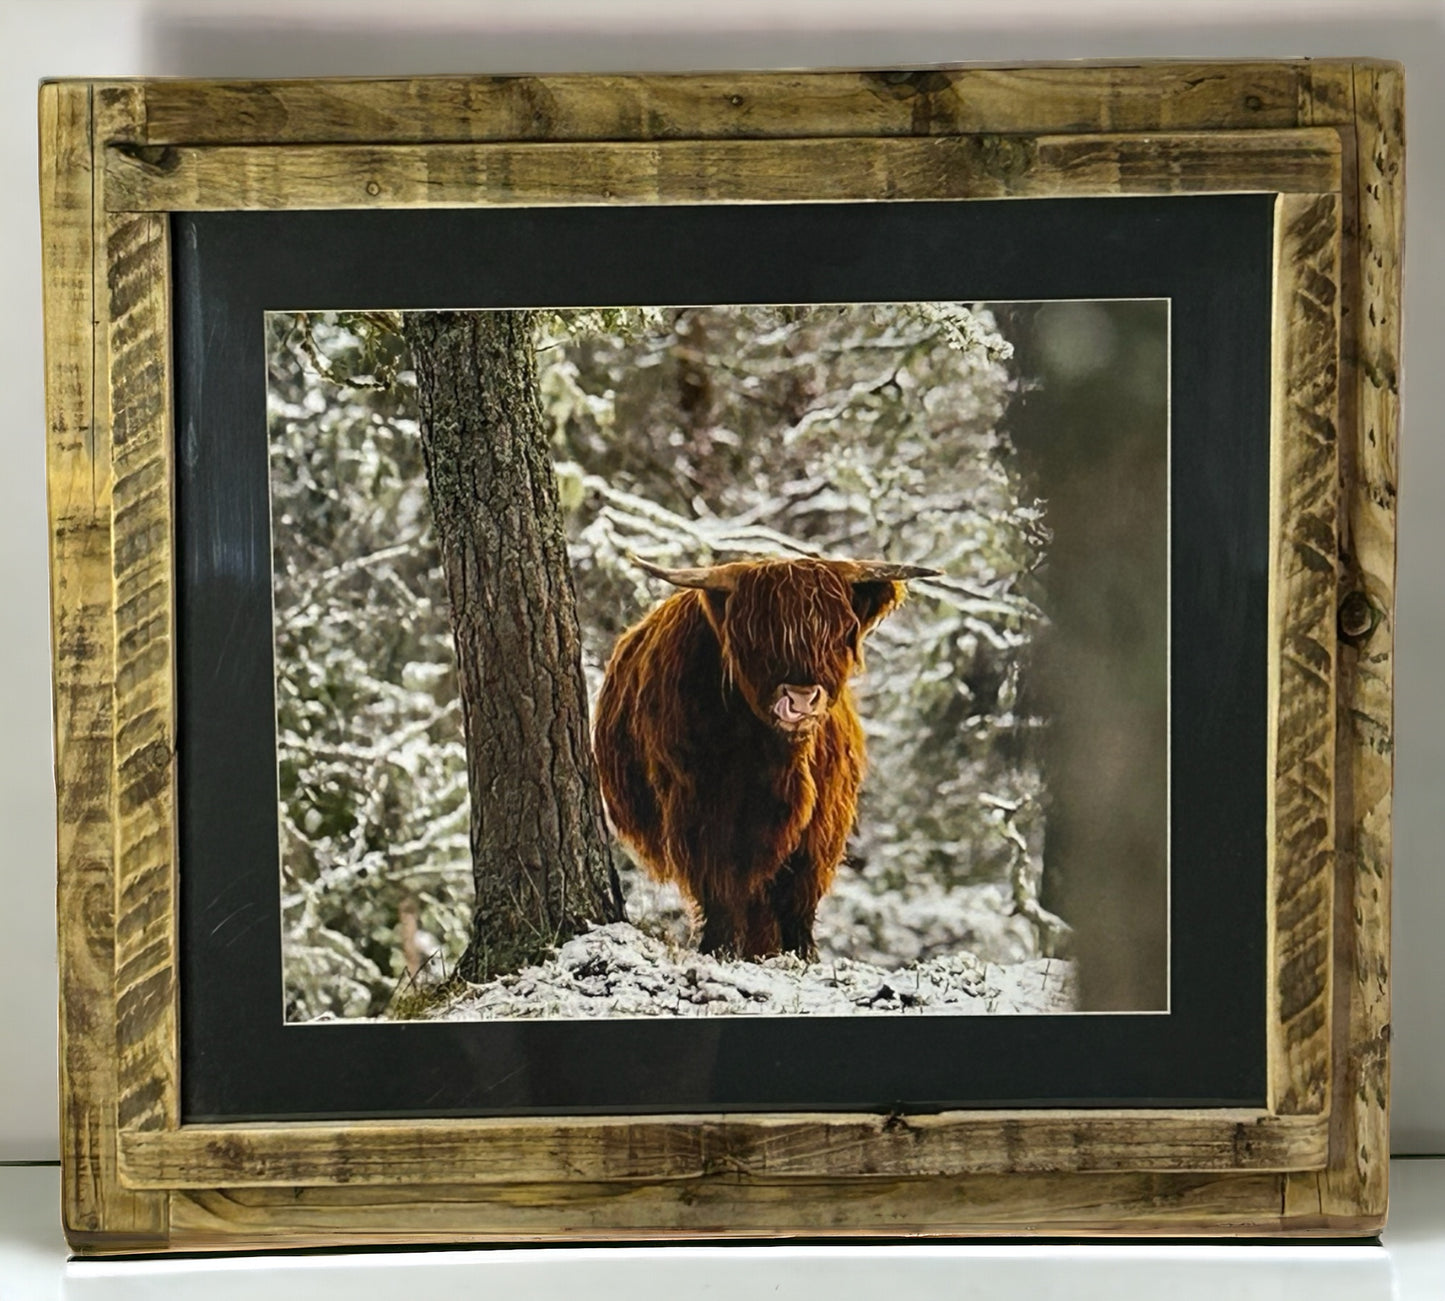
top-left (40, 61), bottom-right (1400, 1252)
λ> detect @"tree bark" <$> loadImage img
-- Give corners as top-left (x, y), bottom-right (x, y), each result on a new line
top-left (401, 310), bottom-right (623, 982)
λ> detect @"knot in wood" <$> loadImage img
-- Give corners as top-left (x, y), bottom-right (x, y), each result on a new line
top-left (116, 143), bottom-right (181, 174)
top-left (867, 69), bottom-right (953, 97)
top-left (1338, 590), bottom-right (1379, 642)
top-left (970, 133), bottom-right (1035, 182)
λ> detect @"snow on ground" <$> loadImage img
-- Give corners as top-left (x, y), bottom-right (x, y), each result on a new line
top-left (431, 921), bottom-right (1075, 1021)
top-left (616, 856), bottom-right (1043, 969)
top-left (814, 859), bottom-right (1042, 968)
top-left (419, 850), bottom-right (1076, 1022)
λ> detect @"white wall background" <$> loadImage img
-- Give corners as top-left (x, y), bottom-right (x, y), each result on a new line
top-left (2, 0), bottom-right (1439, 1161)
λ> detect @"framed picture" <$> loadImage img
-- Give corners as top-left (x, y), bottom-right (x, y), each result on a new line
top-left (41, 61), bottom-right (1401, 1252)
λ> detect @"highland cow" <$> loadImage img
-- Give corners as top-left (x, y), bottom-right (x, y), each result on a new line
top-left (593, 556), bottom-right (937, 960)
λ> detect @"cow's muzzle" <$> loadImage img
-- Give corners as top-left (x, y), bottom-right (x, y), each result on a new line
top-left (772, 683), bottom-right (828, 735)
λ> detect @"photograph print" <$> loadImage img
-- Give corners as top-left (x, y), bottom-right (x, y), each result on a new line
top-left (268, 298), bottom-right (1169, 1024)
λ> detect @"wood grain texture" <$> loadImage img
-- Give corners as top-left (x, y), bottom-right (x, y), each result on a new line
top-left (107, 211), bottom-right (178, 1136)
top-left (96, 65), bottom-right (1316, 147)
top-left (116, 1110), bottom-right (1328, 1190)
top-left (92, 82), bottom-right (146, 147)
top-left (1300, 63), bottom-right (1356, 131)
top-left (1284, 60), bottom-right (1401, 1236)
top-left (41, 80), bottom-right (168, 1252)
top-left (164, 1173), bottom-right (1283, 1247)
top-left (101, 130), bottom-right (1341, 212)
top-left (1333, 56), bottom-right (1400, 1232)
top-left (162, 1171), bottom-right (1325, 1250)
top-left (1267, 191), bottom-right (1340, 1116)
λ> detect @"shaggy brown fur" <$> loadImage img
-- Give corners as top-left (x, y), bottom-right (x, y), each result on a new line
top-left (593, 556), bottom-right (931, 959)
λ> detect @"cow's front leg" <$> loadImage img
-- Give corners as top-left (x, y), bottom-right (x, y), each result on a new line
top-left (740, 890), bottom-right (783, 959)
top-left (696, 908), bottom-right (736, 956)
top-left (768, 852), bottom-right (823, 961)
top-left (694, 884), bottom-right (747, 957)
top-left (663, 803), bottom-right (749, 957)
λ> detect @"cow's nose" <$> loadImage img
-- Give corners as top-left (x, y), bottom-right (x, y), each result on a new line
top-left (785, 684), bottom-right (825, 714)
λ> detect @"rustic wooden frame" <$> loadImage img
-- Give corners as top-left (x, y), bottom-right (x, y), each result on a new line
top-left (40, 61), bottom-right (1400, 1252)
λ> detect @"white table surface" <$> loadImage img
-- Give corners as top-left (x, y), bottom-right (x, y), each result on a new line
top-left (2, 1159), bottom-right (1442, 1299)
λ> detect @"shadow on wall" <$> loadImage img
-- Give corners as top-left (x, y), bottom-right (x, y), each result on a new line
top-left (140, 12), bottom-right (1440, 83)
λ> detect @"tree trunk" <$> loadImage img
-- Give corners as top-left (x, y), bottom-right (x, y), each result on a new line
top-left (401, 310), bottom-right (623, 982)
top-left (1002, 301), bottom-right (1170, 1011)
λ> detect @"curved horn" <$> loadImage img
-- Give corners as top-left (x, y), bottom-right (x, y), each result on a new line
top-left (847, 561), bottom-right (943, 582)
top-left (630, 555), bottom-right (741, 591)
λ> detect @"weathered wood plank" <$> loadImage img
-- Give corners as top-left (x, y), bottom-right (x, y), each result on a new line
top-left (102, 130), bottom-right (1342, 212)
top-left (107, 211), bottom-right (178, 1137)
top-left (1330, 58), bottom-right (1399, 1230)
top-left (1286, 59), bottom-right (1400, 1235)
top-left (41, 80), bottom-right (169, 1253)
top-left (96, 65), bottom-right (1315, 147)
top-left (1267, 191), bottom-right (1340, 1116)
top-left (1300, 62), bottom-right (1356, 130)
top-left (163, 1171), bottom-right (1304, 1250)
top-left (92, 82), bottom-right (146, 147)
top-left (118, 1110), bottom-right (1327, 1189)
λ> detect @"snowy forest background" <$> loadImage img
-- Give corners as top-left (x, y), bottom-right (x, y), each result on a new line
top-left (267, 301), bottom-right (1164, 1023)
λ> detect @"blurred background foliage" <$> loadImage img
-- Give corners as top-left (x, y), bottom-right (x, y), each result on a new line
top-left (267, 302), bottom-right (1124, 1020)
